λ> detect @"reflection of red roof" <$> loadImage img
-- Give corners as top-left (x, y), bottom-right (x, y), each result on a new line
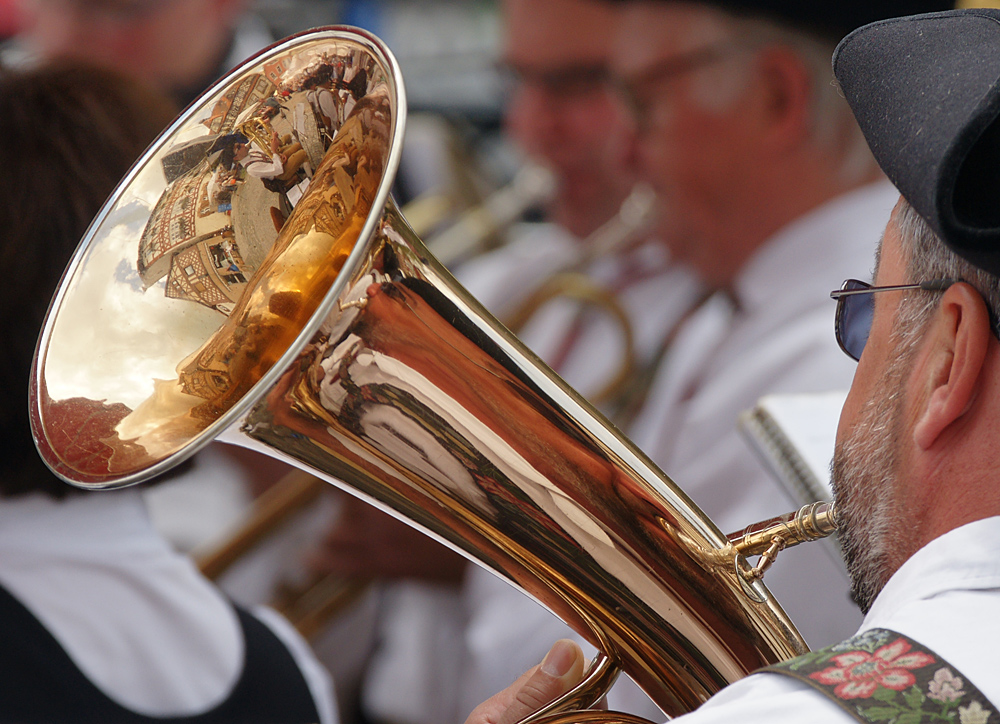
top-left (39, 392), bottom-right (152, 478)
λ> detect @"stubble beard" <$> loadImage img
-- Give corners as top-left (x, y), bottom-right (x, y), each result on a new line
top-left (830, 347), bottom-right (911, 614)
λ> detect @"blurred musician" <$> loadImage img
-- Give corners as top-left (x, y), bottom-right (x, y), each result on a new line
top-left (0, 62), bottom-right (336, 723)
top-left (602, 0), bottom-right (949, 656)
top-left (5, 0), bottom-right (271, 106)
top-left (459, 0), bottom-right (703, 413)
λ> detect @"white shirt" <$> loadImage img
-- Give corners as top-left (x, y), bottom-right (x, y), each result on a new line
top-left (673, 516), bottom-right (1000, 722)
top-left (458, 222), bottom-right (703, 409)
top-left (629, 181), bottom-right (899, 651)
top-left (0, 489), bottom-right (337, 723)
top-left (240, 148), bottom-right (285, 179)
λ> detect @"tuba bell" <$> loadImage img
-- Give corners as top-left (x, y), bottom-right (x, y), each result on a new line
top-left (29, 27), bottom-right (835, 720)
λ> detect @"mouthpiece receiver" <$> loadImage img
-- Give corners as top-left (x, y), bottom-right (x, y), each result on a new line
top-left (728, 502), bottom-right (839, 581)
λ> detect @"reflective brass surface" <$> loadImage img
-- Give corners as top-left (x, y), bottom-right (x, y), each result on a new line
top-left (31, 27), bottom-right (811, 718)
top-left (521, 654), bottom-right (622, 723)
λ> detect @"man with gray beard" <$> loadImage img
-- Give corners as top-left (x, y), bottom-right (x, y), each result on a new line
top-left (461, 8), bottom-right (1000, 723)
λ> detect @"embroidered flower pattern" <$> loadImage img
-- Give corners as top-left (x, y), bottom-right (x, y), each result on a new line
top-left (809, 638), bottom-right (935, 699)
top-left (959, 701), bottom-right (991, 724)
top-left (927, 668), bottom-right (965, 703)
top-left (766, 629), bottom-right (998, 724)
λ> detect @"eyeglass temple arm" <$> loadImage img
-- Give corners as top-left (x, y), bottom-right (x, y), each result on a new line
top-left (830, 278), bottom-right (958, 300)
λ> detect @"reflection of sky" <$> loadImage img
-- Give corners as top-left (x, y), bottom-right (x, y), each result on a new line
top-left (114, 259), bottom-right (144, 293)
top-left (40, 32), bottom-right (374, 414)
top-left (42, 115), bottom-right (224, 411)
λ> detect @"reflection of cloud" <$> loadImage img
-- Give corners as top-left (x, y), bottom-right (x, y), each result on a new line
top-left (114, 258), bottom-right (144, 293)
top-left (42, 140), bottom-right (223, 410)
top-left (116, 377), bottom-right (204, 459)
top-left (105, 198), bottom-right (154, 231)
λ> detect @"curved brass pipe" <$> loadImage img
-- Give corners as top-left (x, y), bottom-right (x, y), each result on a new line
top-left (194, 470), bottom-right (325, 581)
top-left (504, 272), bottom-right (637, 408)
top-left (500, 185), bottom-right (656, 413)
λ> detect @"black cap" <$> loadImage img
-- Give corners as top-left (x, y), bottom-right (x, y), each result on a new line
top-left (834, 9), bottom-right (1000, 276)
top-left (607, 1), bottom-right (955, 41)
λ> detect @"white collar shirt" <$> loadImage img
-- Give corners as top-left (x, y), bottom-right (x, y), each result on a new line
top-left (673, 516), bottom-right (1000, 722)
top-left (0, 489), bottom-right (336, 722)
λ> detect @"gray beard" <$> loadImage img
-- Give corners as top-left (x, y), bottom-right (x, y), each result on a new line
top-left (830, 349), bottom-right (909, 614)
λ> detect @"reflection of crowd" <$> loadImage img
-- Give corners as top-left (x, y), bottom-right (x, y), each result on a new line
top-left (212, 238), bottom-right (247, 285)
top-left (202, 50), bottom-right (380, 221)
top-left (210, 129), bottom-right (310, 189)
top-left (208, 160), bottom-right (242, 213)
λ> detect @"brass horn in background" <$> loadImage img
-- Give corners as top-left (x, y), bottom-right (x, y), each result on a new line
top-left (30, 27), bottom-right (836, 721)
top-left (501, 184), bottom-right (657, 412)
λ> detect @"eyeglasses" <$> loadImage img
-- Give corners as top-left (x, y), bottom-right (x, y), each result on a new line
top-left (830, 279), bottom-right (956, 361)
top-left (498, 62), bottom-right (611, 101)
top-left (616, 44), bottom-right (735, 130)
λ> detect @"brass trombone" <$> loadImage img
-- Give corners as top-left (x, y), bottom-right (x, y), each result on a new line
top-left (30, 27), bottom-right (837, 721)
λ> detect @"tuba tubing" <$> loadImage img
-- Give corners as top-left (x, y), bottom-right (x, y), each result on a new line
top-left (30, 27), bottom-right (832, 720)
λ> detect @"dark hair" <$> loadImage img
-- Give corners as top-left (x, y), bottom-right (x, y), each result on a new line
top-left (0, 62), bottom-right (178, 498)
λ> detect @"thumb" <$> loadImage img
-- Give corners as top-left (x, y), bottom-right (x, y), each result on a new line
top-left (466, 640), bottom-right (587, 724)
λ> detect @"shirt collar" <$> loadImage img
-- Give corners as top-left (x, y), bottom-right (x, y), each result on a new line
top-left (732, 180), bottom-right (899, 312)
top-left (862, 516), bottom-right (1000, 630)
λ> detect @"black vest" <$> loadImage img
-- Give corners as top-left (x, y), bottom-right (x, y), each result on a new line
top-left (0, 583), bottom-right (320, 723)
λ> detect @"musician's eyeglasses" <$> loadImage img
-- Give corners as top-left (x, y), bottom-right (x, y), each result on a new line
top-left (498, 62), bottom-right (611, 100)
top-left (830, 279), bottom-right (956, 361)
top-left (616, 44), bottom-right (736, 131)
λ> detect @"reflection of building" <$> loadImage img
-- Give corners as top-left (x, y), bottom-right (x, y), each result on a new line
top-left (164, 235), bottom-right (247, 316)
top-left (139, 169), bottom-right (220, 284)
top-left (138, 155), bottom-right (282, 315)
top-left (179, 357), bottom-right (232, 424)
top-left (263, 56), bottom-right (293, 86)
top-left (202, 73), bottom-right (276, 135)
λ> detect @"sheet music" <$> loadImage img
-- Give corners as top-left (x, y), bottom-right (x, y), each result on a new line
top-left (738, 390), bottom-right (848, 506)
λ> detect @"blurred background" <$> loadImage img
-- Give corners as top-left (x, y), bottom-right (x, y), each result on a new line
top-left (0, 0), bottom-right (515, 214)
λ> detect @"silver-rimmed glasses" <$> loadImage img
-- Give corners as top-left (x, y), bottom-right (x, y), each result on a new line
top-left (830, 279), bottom-right (956, 361)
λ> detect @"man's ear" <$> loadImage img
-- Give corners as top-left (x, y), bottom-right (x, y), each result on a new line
top-left (913, 283), bottom-right (992, 449)
top-left (750, 46), bottom-right (812, 152)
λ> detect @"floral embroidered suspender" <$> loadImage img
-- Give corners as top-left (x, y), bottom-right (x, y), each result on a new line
top-left (760, 628), bottom-right (997, 724)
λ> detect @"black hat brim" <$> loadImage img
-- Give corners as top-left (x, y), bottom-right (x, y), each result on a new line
top-left (834, 9), bottom-right (1000, 275)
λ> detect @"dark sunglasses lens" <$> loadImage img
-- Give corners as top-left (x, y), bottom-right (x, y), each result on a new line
top-left (838, 282), bottom-right (874, 361)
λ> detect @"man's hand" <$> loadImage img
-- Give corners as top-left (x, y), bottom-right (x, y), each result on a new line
top-left (465, 639), bottom-right (587, 724)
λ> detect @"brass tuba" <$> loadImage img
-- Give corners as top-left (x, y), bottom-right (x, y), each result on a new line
top-left (29, 27), bottom-right (835, 720)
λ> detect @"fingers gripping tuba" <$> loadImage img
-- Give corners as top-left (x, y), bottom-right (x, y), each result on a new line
top-left (30, 28), bottom-right (831, 720)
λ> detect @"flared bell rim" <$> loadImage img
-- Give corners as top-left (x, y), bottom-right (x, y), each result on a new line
top-left (29, 26), bottom-right (409, 489)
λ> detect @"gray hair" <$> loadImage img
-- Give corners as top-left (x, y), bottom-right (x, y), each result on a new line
top-left (691, 12), bottom-right (876, 185)
top-left (895, 199), bottom-right (1000, 345)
